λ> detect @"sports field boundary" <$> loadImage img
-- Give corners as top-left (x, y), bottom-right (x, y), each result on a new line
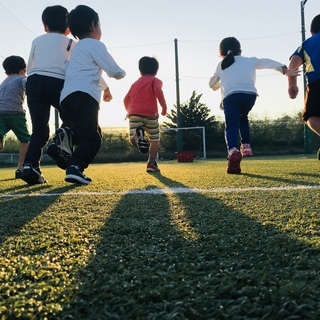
top-left (2, 184), bottom-right (320, 198)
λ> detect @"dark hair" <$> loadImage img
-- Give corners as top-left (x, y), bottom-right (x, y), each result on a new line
top-left (42, 5), bottom-right (68, 33)
top-left (139, 56), bottom-right (159, 75)
top-left (310, 14), bottom-right (320, 34)
top-left (3, 56), bottom-right (26, 74)
top-left (68, 5), bottom-right (99, 39)
top-left (219, 37), bottom-right (241, 70)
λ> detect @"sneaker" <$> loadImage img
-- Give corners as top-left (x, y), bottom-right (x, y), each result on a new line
top-left (15, 169), bottom-right (22, 179)
top-left (135, 127), bottom-right (149, 154)
top-left (47, 142), bottom-right (68, 169)
top-left (227, 149), bottom-right (242, 174)
top-left (65, 165), bottom-right (92, 185)
top-left (21, 164), bottom-right (47, 184)
top-left (54, 127), bottom-right (73, 160)
top-left (146, 161), bottom-right (160, 173)
top-left (240, 143), bottom-right (253, 157)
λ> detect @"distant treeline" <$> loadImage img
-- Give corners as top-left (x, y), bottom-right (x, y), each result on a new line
top-left (1, 115), bottom-right (319, 164)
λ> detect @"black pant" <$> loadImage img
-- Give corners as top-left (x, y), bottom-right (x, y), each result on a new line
top-left (61, 91), bottom-right (102, 169)
top-left (24, 75), bottom-right (66, 168)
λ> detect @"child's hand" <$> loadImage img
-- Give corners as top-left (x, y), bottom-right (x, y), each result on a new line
top-left (161, 107), bottom-right (167, 116)
top-left (103, 87), bottom-right (113, 102)
top-left (285, 68), bottom-right (300, 77)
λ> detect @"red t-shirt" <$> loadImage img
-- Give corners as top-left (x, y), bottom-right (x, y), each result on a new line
top-left (124, 75), bottom-right (167, 118)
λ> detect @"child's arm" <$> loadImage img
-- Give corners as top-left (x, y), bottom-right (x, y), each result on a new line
top-left (94, 43), bottom-right (126, 80)
top-left (209, 66), bottom-right (221, 91)
top-left (153, 79), bottom-right (167, 116)
top-left (160, 102), bottom-right (167, 116)
top-left (26, 41), bottom-right (36, 75)
top-left (256, 58), bottom-right (299, 76)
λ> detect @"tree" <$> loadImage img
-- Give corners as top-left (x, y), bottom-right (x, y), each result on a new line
top-left (162, 91), bottom-right (219, 153)
top-left (163, 91), bottom-right (215, 129)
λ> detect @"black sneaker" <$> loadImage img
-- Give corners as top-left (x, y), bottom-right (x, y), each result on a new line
top-left (54, 127), bottom-right (73, 160)
top-left (65, 165), bottom-right (92, 185)
top-left (135, 127), bottom-right (149, 154)
top-left (15, 169), bottom-right (22, 179)
top-left (47, 142), bottom-right (68, 169)
top-left (21, 164), bottom-right (47, 184)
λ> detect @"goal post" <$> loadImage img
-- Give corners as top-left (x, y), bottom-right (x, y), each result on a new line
top-left (160, 126), bottom-right (207, 159)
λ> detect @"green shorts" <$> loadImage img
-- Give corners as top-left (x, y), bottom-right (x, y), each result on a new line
top-left (129, 115), bottom-right (160, 141)
top-left (0, 113), bottom-right (31, 143)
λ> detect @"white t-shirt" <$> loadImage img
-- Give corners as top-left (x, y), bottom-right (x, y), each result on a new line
top-left (27, 33), bottom-right (75, 80)
top-left (60, 38), bottom-right (126, 103)
top-left (209, 56), bottom-right (285, 99)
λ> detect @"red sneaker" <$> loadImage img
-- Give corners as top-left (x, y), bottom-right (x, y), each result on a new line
top-left (227, 150), bottom-right (242, 174)
top-left (240, 143), bottom-right (253, 157)
top-left (146, 161), bottom-right (160, 172)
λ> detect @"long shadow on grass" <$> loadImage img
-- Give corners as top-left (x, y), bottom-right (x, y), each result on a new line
top-left (241, 172), bottom-right (320, 186)
top-left (0, 185), bottom-right (78, 245)
top-left (58, 175), bottom-right (320, 319)
top-left (290, 171), bottom-right (320, 179)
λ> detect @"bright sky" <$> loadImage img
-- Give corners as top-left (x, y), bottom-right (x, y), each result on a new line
top-left (0, 0), bottom-right (318, 130)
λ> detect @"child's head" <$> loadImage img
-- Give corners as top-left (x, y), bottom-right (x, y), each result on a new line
top-left (42, 5), bottom-right (68, 33)
top-left (3, 56), bottom-right (26, 75)
top-left (68, 5), bottom-right (100, 40)
top-left (310, 14), bottom-right (320, 34)
top-left (219, 37), bottom-right (241, 70)
top-left (139, 56), bottom-right (159, 76)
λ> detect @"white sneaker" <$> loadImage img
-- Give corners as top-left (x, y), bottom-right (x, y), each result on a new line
top-left (54, 127), bottom-right (74, 160)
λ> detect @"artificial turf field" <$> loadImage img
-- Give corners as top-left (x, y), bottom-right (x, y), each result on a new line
top-left (1, 155), bottom-right (320, 319)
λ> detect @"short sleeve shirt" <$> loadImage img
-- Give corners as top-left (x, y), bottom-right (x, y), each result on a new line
top-left (291, 32), bottom-right (320, 84)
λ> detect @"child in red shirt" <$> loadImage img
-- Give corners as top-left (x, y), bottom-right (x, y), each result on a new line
top-left (124, 56), bottom-right (167, 172)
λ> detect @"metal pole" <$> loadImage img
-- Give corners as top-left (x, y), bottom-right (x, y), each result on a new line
top-left (301, 0), bottom-right (313, 154)
top-left (55, 109), bottom-right (59, 131)
top-left (174, 39), bottom-right (183, 152)
top-left (202, 127), bottom-right (206, 159)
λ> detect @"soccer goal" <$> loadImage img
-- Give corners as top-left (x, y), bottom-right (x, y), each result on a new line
top-left (160, 126), bottom-right (207, 159)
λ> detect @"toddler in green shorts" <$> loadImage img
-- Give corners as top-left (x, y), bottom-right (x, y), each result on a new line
top-left (0, 56), bottom-right (30, 178)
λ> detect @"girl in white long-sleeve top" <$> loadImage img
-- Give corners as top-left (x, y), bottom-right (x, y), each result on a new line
top-left (209, 37), bottom-right (298, 174)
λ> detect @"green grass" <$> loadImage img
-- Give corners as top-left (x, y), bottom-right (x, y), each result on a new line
top-left (1, 155), bottom-right (320, 319)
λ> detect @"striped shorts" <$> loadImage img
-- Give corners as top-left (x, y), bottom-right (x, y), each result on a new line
top-left (128, 115), bottom-right (160, 141)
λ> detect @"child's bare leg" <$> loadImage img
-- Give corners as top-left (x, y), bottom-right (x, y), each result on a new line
top-left (18, 142), bottom-right (29, 171)
top-left (148, 140), bottom-right (159, 163)
top-left (130, 134), bottom-right (137, 146)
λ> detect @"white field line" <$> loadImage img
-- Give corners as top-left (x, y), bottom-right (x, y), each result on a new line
top-left (1, 185), bottom-right (320, 198)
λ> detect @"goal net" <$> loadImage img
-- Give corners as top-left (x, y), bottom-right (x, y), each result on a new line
top-left (160, 126), bottom-right (207, 159)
